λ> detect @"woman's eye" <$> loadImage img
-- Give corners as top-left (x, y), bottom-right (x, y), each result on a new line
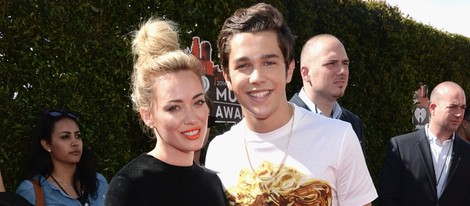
top-left (167, 106), bottom-right (180, 112)
top-left (196, 99), bottom-right (205, 105)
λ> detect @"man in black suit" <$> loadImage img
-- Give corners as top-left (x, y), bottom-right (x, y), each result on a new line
top-left (379, 81), bottom-right (470, 206)
top-left (289, 34), bottom-right (365, 153)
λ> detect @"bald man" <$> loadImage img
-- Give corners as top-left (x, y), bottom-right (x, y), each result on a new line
top-left (290, 34), bottom-right (365, 153)
top-left (379, 81), bottom-right (470, 205)
top-left (456, 107), bottom-right (470, 142)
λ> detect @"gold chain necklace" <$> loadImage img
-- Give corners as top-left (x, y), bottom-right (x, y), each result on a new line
top-left (244, 103), bottom-right (295, 182)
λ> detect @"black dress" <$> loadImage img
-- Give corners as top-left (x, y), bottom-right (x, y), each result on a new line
top-left (105, 154), bottom-right (227, 206)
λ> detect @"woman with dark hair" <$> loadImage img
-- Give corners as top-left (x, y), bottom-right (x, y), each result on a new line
top-left (16, 109), bottom-right (108, 206)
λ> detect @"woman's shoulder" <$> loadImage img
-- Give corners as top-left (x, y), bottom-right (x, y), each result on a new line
top-left (16, 176), bottom-right (46, 192)
top-left (16, 179), bottom-right (34, 189)
top-left (118, 154), bottom-right (162, 172)
top-left (17, 176), bottom-right (55, 194)
top-left (109, 154), bottom-right (158, 182)
top-left (16, 180), bottom-right (33, 193)
top-left (15, 179), bottom-right (36, 205)
top-left (95, 172), bottom-right (107, 182)
top-left (95, 172), bottom-right (109, 190)
top-left (92, 173), bottom-right (108, 204)
top-left (197, 165), bottom-right (223, 181)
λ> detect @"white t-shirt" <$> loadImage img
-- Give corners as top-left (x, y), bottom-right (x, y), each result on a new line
top-left (206, 105), bottom-right (377, 206)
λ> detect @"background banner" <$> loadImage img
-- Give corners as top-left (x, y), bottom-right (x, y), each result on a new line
top-left (412, 84), bottom-right (430, 130)
top-left (189, 36), bottom-right (242, 124)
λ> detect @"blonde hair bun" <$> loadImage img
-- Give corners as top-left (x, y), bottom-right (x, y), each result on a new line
top-left (132, 18), bottom-right (180, 59)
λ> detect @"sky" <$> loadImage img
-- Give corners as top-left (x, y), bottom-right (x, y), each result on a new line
top-left (385, 0), bottom-right (470, 37)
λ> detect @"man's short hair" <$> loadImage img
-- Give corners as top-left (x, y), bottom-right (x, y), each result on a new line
top-left (217, 3), bottom-right (295, 73)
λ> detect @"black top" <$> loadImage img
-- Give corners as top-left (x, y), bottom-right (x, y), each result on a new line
top-left (0, 192), bottom-right (33, 206)
top-left (105, 154), bottom-right (228, 206)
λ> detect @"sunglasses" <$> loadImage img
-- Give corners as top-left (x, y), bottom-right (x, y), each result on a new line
top-left (45, 109), bottom-right (79, 120)
top-left (208, 116), bottom-right (216, 128)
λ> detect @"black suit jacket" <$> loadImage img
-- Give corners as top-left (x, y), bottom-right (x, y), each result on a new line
top-left (379, 129), bottom-right (470, 206)
top-left (289, 93), bottom-right (365, 153)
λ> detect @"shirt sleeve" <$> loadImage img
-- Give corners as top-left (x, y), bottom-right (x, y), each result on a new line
top-left (336, 126), bottom-right (378, 205)
top-left (104, 173), bottom-right (132, 206)
top-left (94, 173), bottom-right (109, 205)
top-left (15, 180), bottom-right (36, 205)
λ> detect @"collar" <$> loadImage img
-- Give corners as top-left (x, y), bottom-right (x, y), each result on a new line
top-left (425, 124), bottom-right (455, 145)
top-left (299, 87), bottom-right (343, 119)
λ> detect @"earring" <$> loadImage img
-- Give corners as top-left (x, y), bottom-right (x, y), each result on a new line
top-left (47, 149), bottom-right (51, 152)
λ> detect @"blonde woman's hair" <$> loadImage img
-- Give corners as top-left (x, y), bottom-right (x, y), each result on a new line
top-left (130, 18), bottom-right (204, 117)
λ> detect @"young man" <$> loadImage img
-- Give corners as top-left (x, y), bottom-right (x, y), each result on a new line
top-left (290, 34), bottom-right (366, 153)
top-left (379, 81), bottom-right (470, 205)
top-left (205, 3), bottom-right (377, 206)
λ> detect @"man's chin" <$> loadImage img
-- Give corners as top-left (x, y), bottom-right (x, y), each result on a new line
top-left (332, 93), bottom-right (345, 99)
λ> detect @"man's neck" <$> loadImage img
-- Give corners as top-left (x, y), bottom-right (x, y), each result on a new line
top-left (299, 88), bottom-right (336, 117)
top-left (244, 102), bottom-right (293, 133)
top-left (309, 94), bottom-right (335, 117)
top-left (428, 124), bottom-right (453, 143)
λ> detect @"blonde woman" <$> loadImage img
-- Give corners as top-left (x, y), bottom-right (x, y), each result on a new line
top-left (104, 18), bottom-right (227, 206)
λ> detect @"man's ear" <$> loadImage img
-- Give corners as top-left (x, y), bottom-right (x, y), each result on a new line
top-left (223, 70), bottom-right (233, 90)
top-left (286, 60), bottom-right (295, 83)
top-left (40, 139), bottom-right (51, 152)
top-left (300, 66), bottom-right (310, 82)
top-left (139, 107), bottom-right (154, 128)
top-left (429, 102), bottom-right (437, 116)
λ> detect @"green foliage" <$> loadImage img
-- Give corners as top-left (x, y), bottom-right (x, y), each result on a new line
top-left (1, 3), bottom-right (469, 206)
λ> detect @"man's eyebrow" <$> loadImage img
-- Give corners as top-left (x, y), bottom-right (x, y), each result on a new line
top-left (261, 54), bottom-right (281, 59)
top-left (234, 56), bottom-right (250, 63)
top-left (234, 54), bottom-right (281, 63)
